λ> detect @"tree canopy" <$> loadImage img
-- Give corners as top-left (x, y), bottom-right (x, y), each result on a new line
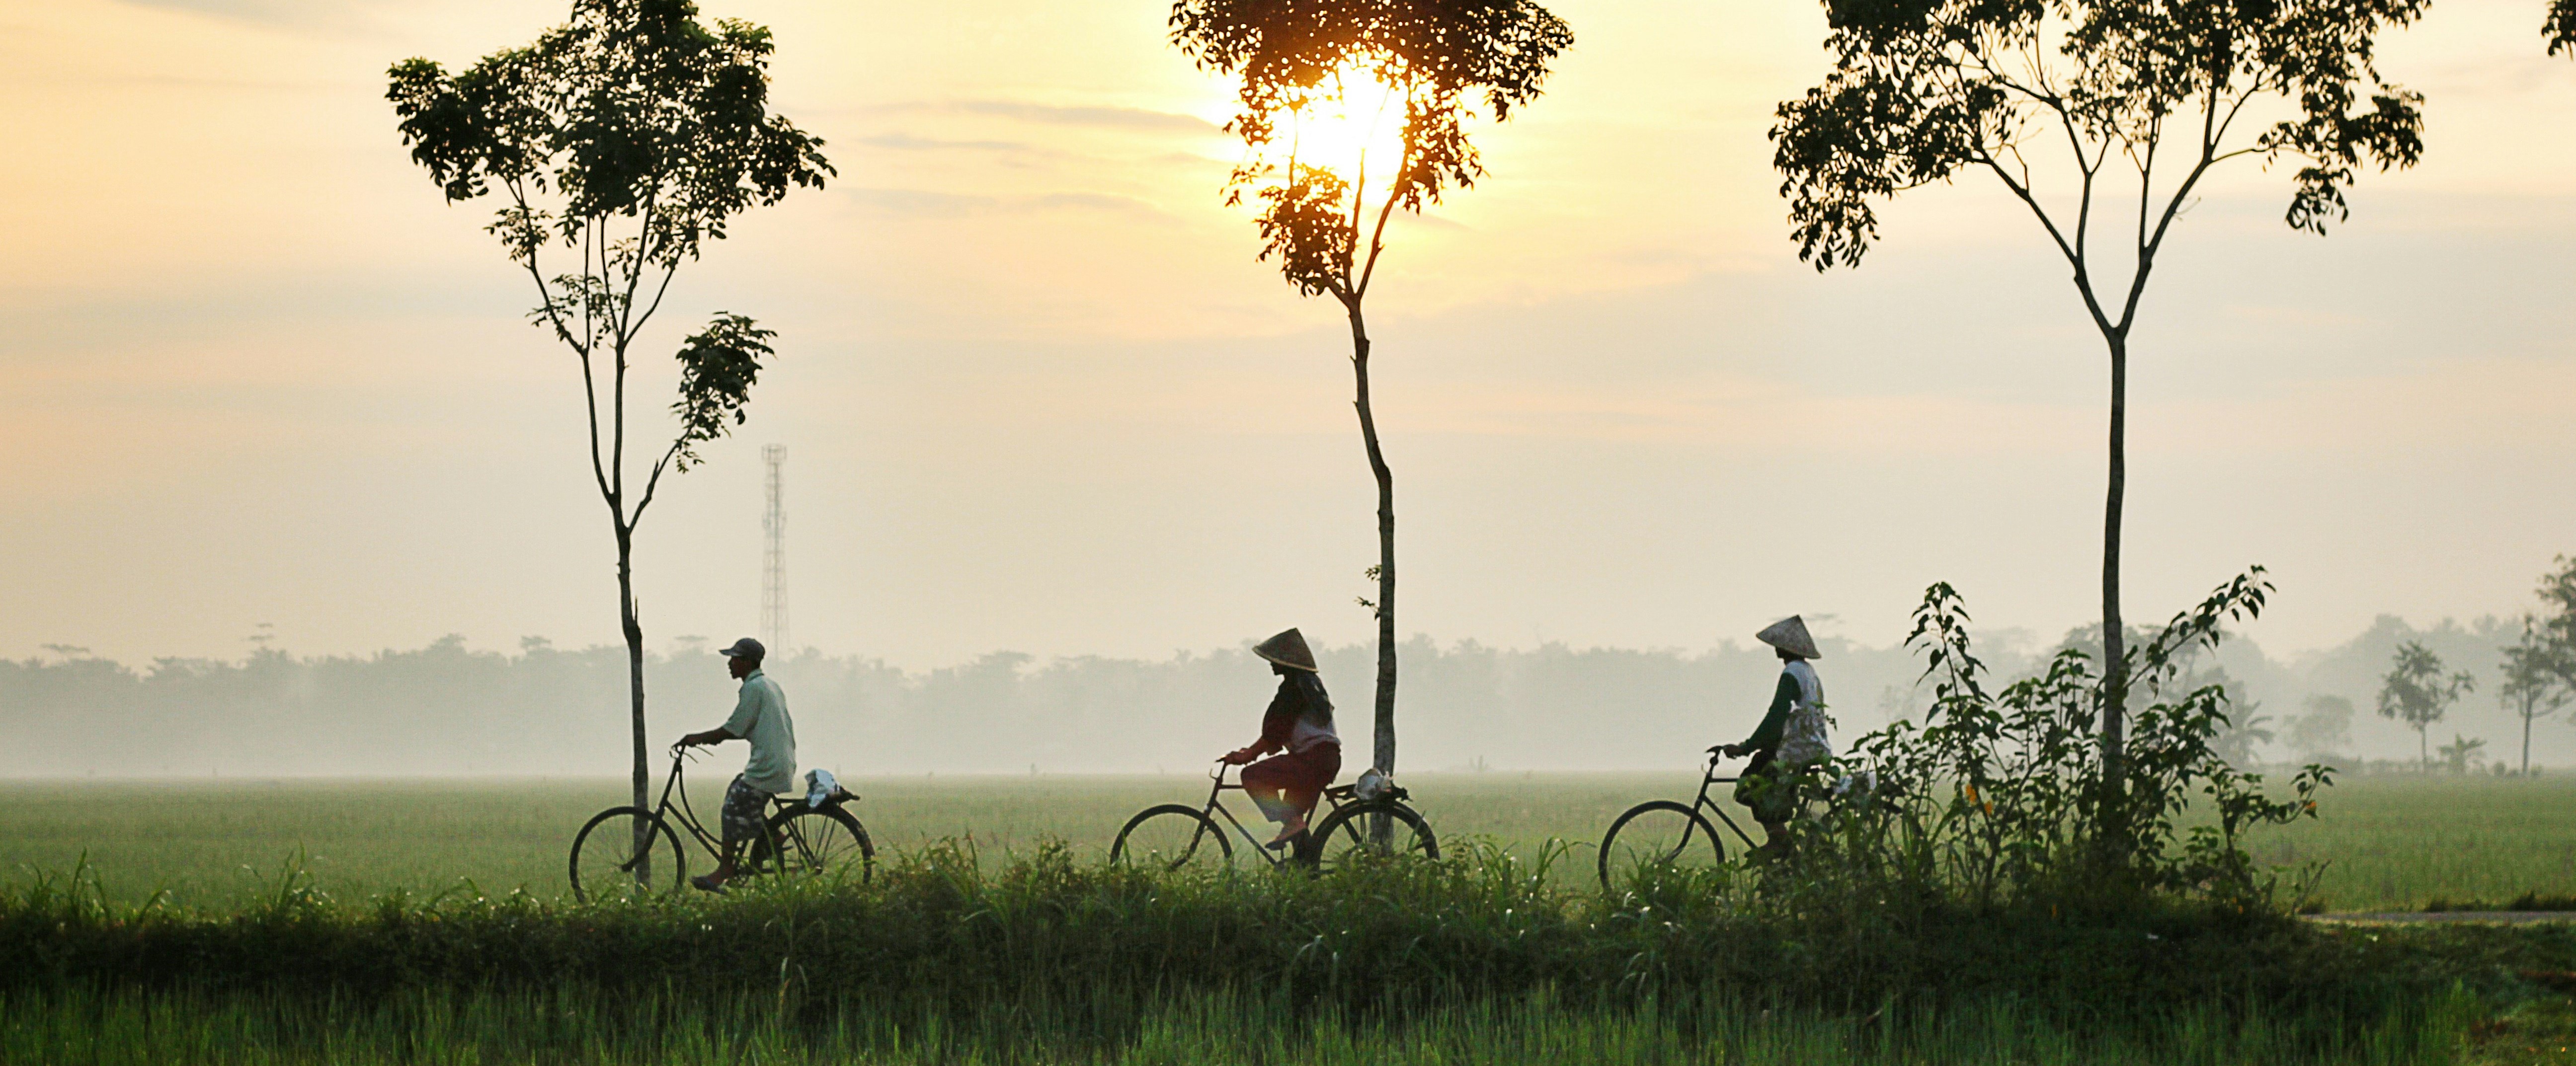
top-left (2536, 555), bottom-right (2576, 691)
top-left (389, 0), bottom-right (829, 268)
top-left (386, 0), bottom-right (830, 821)
top-left (2376, 639), bottom-right (2473, 766)
top-left (1772, 0), bottom-right (2427, 273)
top-left (386, 0), bottom-right (829, 515)
top-left (1171, 0), bottom-right (1572, 302)
top-left (1768, 0), bottom-right (2426, 770)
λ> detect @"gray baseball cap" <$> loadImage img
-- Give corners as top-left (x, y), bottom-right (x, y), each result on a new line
top-left (717, 637), bottom-right (766, 660)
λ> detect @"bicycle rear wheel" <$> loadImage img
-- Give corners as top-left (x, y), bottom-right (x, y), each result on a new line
top-left (569, 806), bottom-right (686, 904)
top-left (1110, 804), bottom-right (1233, 871)
top-left (1597, 800), bottom-right (1726, 894)
top-left (750, 806), bottom-right (875, 884)
top-left (1303, 801), bottom-right (1438, 872)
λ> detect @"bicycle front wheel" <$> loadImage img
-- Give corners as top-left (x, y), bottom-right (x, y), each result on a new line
top-left (751, 806), bottom-right (875, 884)
top-left (1597, 800), bottom-right (1726, 894)
top-left (1303, 801), bottom-right (1438, 872)
top-left (1110, 804), bottom-right (1233, 871)
top-left (569, 806), bottom-right (686, 904)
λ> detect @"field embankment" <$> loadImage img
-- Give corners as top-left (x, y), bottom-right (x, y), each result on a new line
top-left (3, 838), bottom-right (2557, 1065)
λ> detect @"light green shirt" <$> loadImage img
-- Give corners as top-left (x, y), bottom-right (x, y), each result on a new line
top-left (723, 669), bottom-right (797, 794)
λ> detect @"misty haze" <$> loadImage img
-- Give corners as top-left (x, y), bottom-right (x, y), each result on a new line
top-left (8, 0), bottom-right (2576, 1061)
top-left (3, 613), bottom-right (2555, 778)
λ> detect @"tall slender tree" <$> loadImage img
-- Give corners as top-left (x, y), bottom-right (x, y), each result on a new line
top-left (1771, 0), bottom-right (2427, 774)
top-left (1169, 0), bottom-right (1571, 780)
top-left (2499, 617), bottom-right (2571, 775)
top-left (2536, 555), bottom-right (2576, 697)
top-left (2377, 639), bottom-right (2474, 771)
top-left (388, 0), bottom-right (830, 834)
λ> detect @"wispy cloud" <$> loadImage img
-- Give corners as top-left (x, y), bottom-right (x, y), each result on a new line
top-left (949, 100), bottom-right (1217, 134)
top-left (840, 99), bottom-right (1217, 135)
top-left (858, 132), bottom-right (1047, 155)
top-left (109, 0), bottom-right (394, 36)
top-left (846, 188), bottom-right (1171, 221)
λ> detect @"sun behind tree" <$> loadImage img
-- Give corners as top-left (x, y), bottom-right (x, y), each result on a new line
top-left (1169, 0), bottom-right (1573, 783)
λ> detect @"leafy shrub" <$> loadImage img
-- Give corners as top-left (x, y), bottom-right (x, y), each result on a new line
top-left (1760, 568), bottom-right (2331, 919)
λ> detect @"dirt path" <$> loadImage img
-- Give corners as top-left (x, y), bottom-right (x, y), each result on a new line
top-left (2306, 911), bottom-right (2576, 925)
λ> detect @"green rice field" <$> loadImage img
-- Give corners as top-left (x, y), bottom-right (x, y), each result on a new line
top-left (0, 984), bottom-right (2486, 1066)
top-left (2, 770), bottom-right (2570, 912)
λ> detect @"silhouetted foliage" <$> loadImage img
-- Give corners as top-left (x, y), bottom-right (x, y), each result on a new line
top-left (2535, 555), bottom-right (2576, 695)
top-left (2435, 733), bottom-right (2488, 774)
top-left (2377, 640), bottom-right (2475, 770)
top-left (386, 0), bottom-right (828, 811)
top-left (1169, 0), bottom-right (1572, 777)
top-left (1792, 568), bottom-right (2327, 913)
top-left (2499, 617), bottom-right (2572, 775)
top-left (1770, 0), bottom-right (2428, 765)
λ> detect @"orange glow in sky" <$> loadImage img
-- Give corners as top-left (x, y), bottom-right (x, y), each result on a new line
top-left (0, 0), bottom-right (2571, 675)
top-left (1277, 62), bottom-right (1410, 192)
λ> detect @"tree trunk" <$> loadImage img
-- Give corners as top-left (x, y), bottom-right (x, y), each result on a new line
top-left (1344, 299), bottom-right (1398, 780)
top-left (2525, 704), bottom-right (2534, 776)
top-left (2100, 333), bottom-right (2129, 765)
top-left (2418, 726), bottom-right (2427, 772)
top-left (2087, 329), bottom-right (2132, 866)
top-left (618, 525), bottom-right (650, 879)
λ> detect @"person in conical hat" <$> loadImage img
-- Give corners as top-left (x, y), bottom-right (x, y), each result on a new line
top-left (1223, 628), bottom-right (1342, 847)
top-left (1718, 616), bottom-right (1830, 856)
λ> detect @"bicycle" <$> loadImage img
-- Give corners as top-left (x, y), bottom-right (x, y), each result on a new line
top-left (1595, 748), bottom-right (1764, 893)
top-left (568, 745), bottom-right (874, 902)
top-left (1110, 761), bottom-right (1439, 871)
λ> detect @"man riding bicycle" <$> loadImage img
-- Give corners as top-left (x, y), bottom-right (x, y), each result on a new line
top-left (1717, 616), bottom-right (1830, 857)
top-left (674, 636), bottom-right (796, 892)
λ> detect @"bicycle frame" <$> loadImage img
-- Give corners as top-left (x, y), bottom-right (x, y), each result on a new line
top-left (651, 747), bottom-right (829, 870)
top-left (1192, 761), bottom-right (1349, 866)
top-left (1685, 752), bottom-right (1764, 852)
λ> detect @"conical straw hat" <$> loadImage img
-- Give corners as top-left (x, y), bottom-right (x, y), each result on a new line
top-left (1252, 628), bottom-right (1319, 672)
top-left (1755, 616), bottom-right (1821, 659)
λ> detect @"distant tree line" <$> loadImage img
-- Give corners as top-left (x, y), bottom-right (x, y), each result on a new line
top-left (8, 599), bottom-right (2569, 778)
top-left (2349, 556), bottom-right (2576, 775)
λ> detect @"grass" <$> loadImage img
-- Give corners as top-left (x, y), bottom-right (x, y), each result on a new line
top-left (0, 983), bottom-right (2486, 1065)
top-left (0, 835), bottom-right (2521, 1066)
top-left (2238, 776), bottom-right (2576, 911)
top-left (9, 769), bottom-right (2574, 1065)
top-left (0, 771), bottom-right (1697, 909)
top-left (4, 770), bottom-right (2574, 910)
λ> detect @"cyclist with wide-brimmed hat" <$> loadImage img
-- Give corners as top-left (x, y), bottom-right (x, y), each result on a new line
top-left (1220, 628), bottom-right (1342, 848)
top-left (1718, 615), bottom-right (1830, 856)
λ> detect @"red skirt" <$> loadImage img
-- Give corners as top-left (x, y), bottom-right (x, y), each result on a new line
top-left (1242, 745), bottom-right (1341, 824)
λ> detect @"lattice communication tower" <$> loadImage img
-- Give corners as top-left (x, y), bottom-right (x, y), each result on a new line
top-left (761, 444), bottom-right (788, 654)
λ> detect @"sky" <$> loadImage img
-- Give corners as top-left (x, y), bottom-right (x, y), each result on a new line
top-left (1, 0), bottom-right (2571, 672)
